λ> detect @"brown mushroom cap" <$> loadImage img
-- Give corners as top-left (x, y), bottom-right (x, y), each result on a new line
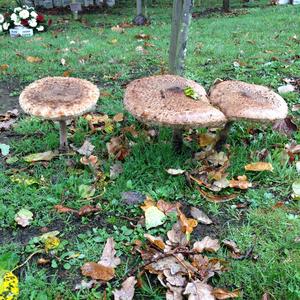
top-left (19, 77), bottom-right (99, 121)
top-left (209, 80), bottom-right (288, 122)
top-left (124, 75), bottom-right (227, 128)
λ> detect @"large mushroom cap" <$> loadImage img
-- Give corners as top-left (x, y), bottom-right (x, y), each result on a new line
top-left (209, 80), bottom-right (288, 122)
top-left (19, 77), bottom-right (99, 120)
top-left (124, 75), bottom-right (227, 128)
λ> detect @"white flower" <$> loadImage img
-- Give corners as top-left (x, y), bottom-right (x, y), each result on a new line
top-left (14, 7), bottom-right (22, 13)
top-left (14, 19), bottom-right (21, 26)
top-left (28, 18), bottom-right (37, 28)
top-left (19, 9), bottom-right (30, 19)
top-left (36, 25), bottom-right (44, 32)
top-left (11, 13), bottom-right (18, 22)
top-left (0, 14), bottom-right (4, 23)
top-left (30, 11), bottom-right (38, 18)
top-left (3, 22), bottom-right (9, 30)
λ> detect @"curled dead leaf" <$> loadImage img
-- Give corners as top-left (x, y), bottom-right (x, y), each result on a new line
top-left (193, 236), bottom-right (220, 253)
top-left (81, 262), bottom-right (115, 281)
top-left (244, 162), bottom-right (273, 172)
top-left (212, 288), bottom-right (241, 299)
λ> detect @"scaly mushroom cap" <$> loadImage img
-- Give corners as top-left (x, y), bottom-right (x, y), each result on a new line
top-left (19, 77), bottom-right (100, 121)
top-left (209, 80), bottom-right (288, 122)
top-left (124, 75), bottom-right (227, 128)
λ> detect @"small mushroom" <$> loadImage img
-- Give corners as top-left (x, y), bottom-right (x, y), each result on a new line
top-left (124, 75), bottom-right (227, 151)
top-left (19, 77), bottom-right (99, 152)
top-left (209, 80), bottom-right (288, 150)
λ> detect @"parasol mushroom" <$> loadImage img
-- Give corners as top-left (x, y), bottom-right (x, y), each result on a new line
top-left (209, 80), bottom-right (288, 149)
top-left (19, 77), bottom-right (99, 152)
top-left (124, 75), bottom-right (227, 151)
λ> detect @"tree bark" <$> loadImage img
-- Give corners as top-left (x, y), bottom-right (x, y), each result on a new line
top-left (223, 0), bottom-right (230, 12)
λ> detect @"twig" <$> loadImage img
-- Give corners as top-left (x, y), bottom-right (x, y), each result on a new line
top-left (12, 250), bottom-right (42, 272)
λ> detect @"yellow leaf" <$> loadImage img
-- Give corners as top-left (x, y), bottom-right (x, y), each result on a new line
top-left (111, 39), bottom-right (118, 44)
top-left (0, 64), bottom-right (9, 71)
top-left (0, 271), bottom-right (19, 300)
top-left (26, 56), bottom-right (43, 63)
top-left (44, 236), bottom-right (60, 252)
top-left (178, 207), bottom-right (198, 237)
top-left (244, 162), bottom-right (273, 172)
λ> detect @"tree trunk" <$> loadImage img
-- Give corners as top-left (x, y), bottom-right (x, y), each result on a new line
top-left (223, 0), bottom-right (230, 12)
top-left (169, 0), bottom-right (193, 152)
top-left (137, 0), bottom-right (143, 15)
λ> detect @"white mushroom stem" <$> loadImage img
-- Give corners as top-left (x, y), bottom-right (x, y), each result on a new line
top-left (59, 120), bottom-right (68, 151)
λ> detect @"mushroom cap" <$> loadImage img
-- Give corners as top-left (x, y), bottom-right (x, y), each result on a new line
top-left (209, 80), bottom-right (288, 122)
top-left (124, 75), bottom-right (227, 128)
top-left (19, 77), bottom-right (100, 121)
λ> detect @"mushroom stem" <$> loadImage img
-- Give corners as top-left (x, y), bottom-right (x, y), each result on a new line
top-left (172, 128), bottom-right (184, 153)
top-left (59, 120), bottom-right (68, 152)
top-left (215, 122), bottom-right (233, 152)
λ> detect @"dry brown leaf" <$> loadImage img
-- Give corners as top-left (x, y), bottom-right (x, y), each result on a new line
top-left (193, 236), bottom-right (220, 253)
top-left (0, 64), bottom-right (9, 71)
top-left (98, 237), bottom-right (121, 268)
top-left (229, 176), bottom-right (252, 190)
top-left (183, 281), bottom-right (215, 300)
top-left (197, 187), bottom-right (238, 203)
top-left (178, 207), bottom-right (198, 235)
top-left (199, 133), bottom-right (218, 148)
top-left (157, 199), bottom-right (179, 215)
top-left (78, 205), bottom-right (100, 216)
top-left (146, 255), bottom-right (187, 275)
top-left (144, 234), bottom-right (165, 250)
top-left (190, 207), bottom-right (213, 225)
top-left (80, 155), bottom-right (98, 167)
top-left (140, 197), bottom-right (156, 211)
top-left (26, 56), bottom-right (43, 63)
top-left (164, 269), bottom-right (186, 287)
top-left (113, 276), bottom-right (137, 300)
top-left (166, 284), bottom-right (184, 300)
top-left (212, 288), bottom-right (241, 299)
top-left (113, 113), bottom-right (124, 122)
top-left (222, 240), bottom-right (241, 254)
top-left (63, 70), bottom-right (72, 77)
top-left (135, 33), bottom-right (151, 40)
top-left (207, 152), bottom-right (229, 166)
top-left (54, 204), bottom-right (77, 214)
top-left (167, 221), bottom-right (189, 247)
top-left (244, 162), bottom-right (273, 172)
top-left (81, 262), bottom-right (115, 281)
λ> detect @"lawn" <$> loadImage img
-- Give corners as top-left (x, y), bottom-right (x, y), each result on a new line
top-left (0, 2), bottom-right (300, 300)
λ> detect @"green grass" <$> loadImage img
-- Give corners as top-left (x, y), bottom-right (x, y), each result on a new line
top-left (0, 3), bottom-right (300, 300)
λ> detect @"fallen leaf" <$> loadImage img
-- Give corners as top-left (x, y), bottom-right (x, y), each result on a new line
top-left (23, 150), bottom-right (58, 162)
top-left (0, 271), bottom-right (19, 300)
top-left (144, 206), bottom-right (166, 230)
top-left (14, 209), bottom-right (33, 227)
top-left (144, 234), bottom-right (165, 250)
top-left (113, 113), bottom-right (124, 122)
top-left (81, 262), bottom-right (115, 281)
top-left (178, 207), bottom-right (198, 237)
top-left (291, 179), bottom-right (300, 200)
top-left (54, 205), bottom-right (77, 214)
top-left (167, 221), bottom-right (189, 247)
top-left (197, 187), bottom-right (238, 202)
top-left (193, 236), bottom-right (220, 253)
top-left (157, 200), bottom-right (179, 215)
top-left (113, 276), bottom-right (137, 300)
top-left (277, 84), bottom-right (295, 94)
top-left (0, 119), bottom-right (17, 131)
top-left (74, 280), bottom-right (98, 290)
top-left (121, 191), bottom-right (146, 205)
top-left (166, 168), bottom-right (185, 175)
top-left (0, 143), bottom-right (10, 156)
top-left (80, 155), bottom-right (98, 167)
top-left (212, 288), bottom-right (241, 299)
top-left (229, 176), bottom-right (252, 190)
top-left (26, 56), bottom-right (43, 63)
top-left (78, 205), bottom-right (100, 216)
top-left (98, 237), bottom-right (121, 268)
top-left (135, 33), bottom-right (151, 40)
top-left (111, 25), bottom-right (124, 33)
top-left (110, 162), bottom-right (123, 179)
top-left (244, 162), bottom-right (273, 172)
top-left (78, 184), bottom-right (96, 199)
top-left (190, 207), bottom-right (213, 225)
top-left (207, 152), bottom-right (229, 166)
top-left (166, 284), bottom-right (184, 300)
top-left (44, 236), bottom-right (60, 252)
top-left (199, 133), bottom-right (218, 148)
top-left (76, 140), bottom-right (95, 156)
top-left (183, 281), bottom-right (215, 300)
top-left (222, 240), bottom-right (241, 254)
top-left (0, 64), bottom-right (9, 71)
